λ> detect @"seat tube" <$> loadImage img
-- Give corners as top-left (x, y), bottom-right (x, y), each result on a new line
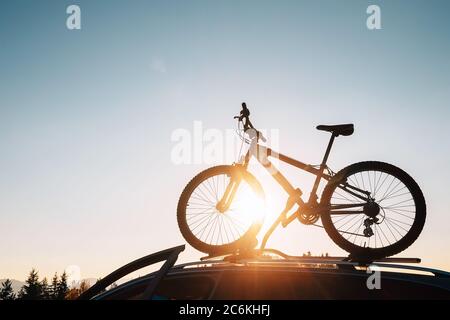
top-left (309, 134), bottom-right (336, 202)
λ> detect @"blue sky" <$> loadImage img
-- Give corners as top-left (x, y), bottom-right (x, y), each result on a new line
top-left (1, 0), bottom-right (449, 280)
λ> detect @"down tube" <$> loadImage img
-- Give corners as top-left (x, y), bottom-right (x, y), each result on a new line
top-left (254, 145), bottom-right (297, 196)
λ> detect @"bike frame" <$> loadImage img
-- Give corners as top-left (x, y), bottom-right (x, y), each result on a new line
top-left (243, 135), bottom-right (370, 203)
top-left (243, 139), bottom-right (334, 203)
top-left (231, 132), bottom-right (372, 251)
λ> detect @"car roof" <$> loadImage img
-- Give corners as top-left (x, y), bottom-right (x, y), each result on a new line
top-left (81, 245), bottom-right (450, 300)
top-left (104, 259), bottom-right (450, 299)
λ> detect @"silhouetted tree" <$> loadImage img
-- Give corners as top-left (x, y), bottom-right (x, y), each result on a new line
top-left (79, 280), bottom-right (90, 295)
top-left (56, 272), bottom-right (68, 300)
top-left (50, 273), bottom-right (59, 299)
top-left (0, 279), bottom-right (15, 300)
top-left (18, 269), bottom-right (42, 300)
top-left (40, 277), bottom-right (51, 300)
top-left (65, 287), bottom-right (78, 300)
top-left (65, 280), bottom-right (91, 300)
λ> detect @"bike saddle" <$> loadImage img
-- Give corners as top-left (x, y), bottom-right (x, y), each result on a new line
top-left (316, 124), bottom-right (354, 137)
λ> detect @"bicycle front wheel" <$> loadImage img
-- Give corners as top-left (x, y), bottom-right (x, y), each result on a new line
top-left (177, 165), bottom-right (265, 254)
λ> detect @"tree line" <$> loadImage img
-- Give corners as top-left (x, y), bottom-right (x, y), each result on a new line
top-left (0, 269), bottom-right (91, 300)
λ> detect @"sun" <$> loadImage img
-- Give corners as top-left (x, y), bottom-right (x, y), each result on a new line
top-left (227, 183), bottom-right (267, 227)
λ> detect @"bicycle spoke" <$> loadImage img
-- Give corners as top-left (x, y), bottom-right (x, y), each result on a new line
top-left (196, 213), bottom-right (215, 239)
top-left (379, 225), bottom-right (391, 246)
top-left (384, 208), bottom-right (415, 220)
top-left (374, 173), bottom-right (389, 198)
top-left (204, 178), bottom-right (217, 202)
top-left (385, 218), bottom-right (404, 238)
top-left (379, 176), bottom-right (397, 201)
top-left (385, 217), bottom-right (409, 233)
top-left (336, 214), bottom-right (360, 230)
top-left (351, 217), bottom-right (364, 244)
top-left (191, 213), bottom-right (216, 232)
top-left (191, 191), bottom-right (213, 205)
top-left (195, 184), bottom-right (214, 205)
top-left (384, 217), bottom-right (398, 242)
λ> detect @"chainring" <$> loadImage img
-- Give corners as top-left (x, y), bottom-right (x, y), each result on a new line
top-left (297, 211), bottom-right (320, 225)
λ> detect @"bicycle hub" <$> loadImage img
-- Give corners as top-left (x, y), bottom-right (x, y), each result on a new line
top-left (363, 202), bottom-right (380, 218)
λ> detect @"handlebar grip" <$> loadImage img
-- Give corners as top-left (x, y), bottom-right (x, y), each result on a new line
top-left (241, 102), bottom-right (250, 117)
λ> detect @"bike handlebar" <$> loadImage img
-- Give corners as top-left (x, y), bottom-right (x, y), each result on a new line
top-left (234, 102), bottom-right (250, 121)
top-left (234, 102), bottom-right (266, 142)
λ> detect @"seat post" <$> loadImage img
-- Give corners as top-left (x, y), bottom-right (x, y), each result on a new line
top-left (321, 133), bottom-right (336, 166)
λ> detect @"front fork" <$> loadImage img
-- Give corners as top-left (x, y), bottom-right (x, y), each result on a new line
top-left (216, 176), bottom-right (241, 213)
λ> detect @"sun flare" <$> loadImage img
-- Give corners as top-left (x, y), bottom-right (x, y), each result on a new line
top-left (227, 185), bottom-right (267, 227)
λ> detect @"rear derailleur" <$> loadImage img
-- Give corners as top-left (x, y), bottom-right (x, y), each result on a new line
top-left (363, 217), bottom-right (379, 237)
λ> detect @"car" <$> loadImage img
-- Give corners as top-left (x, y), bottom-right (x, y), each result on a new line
top-left (78, 245), bottom-right (450, 300)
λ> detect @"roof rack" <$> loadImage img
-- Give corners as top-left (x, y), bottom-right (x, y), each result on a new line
top-left (173, 258), bottom-right (450, 278)
top-left (200, 248), bottom-right (421, 265)
top-left (175, 248), bottom-right (450, 278)
top-left (194, 248), bottom-right (438, 275)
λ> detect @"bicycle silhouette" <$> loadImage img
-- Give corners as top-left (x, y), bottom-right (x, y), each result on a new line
top-left (177, 103), bottom-right (426, 259)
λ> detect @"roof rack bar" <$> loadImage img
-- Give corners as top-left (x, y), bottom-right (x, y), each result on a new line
top-left (263, 248), bottom-right (421, 264)
top-left (369, 257), bottom-right (421, 264)
top-left (200, 248), bottom-right (421, 265)
top-left (372, 262), bottom-right (450, 278)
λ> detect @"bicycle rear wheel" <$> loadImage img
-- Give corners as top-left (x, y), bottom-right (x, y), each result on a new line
top-left (177, 165), bottom-right (265, 254)
top-left (321, 161), bottom-right (426, 259)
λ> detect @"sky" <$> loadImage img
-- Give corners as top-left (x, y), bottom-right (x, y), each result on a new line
top-left (1, 0), bottom-right (450, 281)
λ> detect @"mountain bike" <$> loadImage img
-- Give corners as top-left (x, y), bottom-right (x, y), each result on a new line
top-left (177, 103), bottom-right (426, 259)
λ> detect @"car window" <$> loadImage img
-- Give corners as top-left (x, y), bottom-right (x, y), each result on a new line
top-left (212, 269), bottom-right (450, 299)
top-left (151, 274), bottom-right (216, 300)
top-left (100, 273), bottom-right (217, 300)
top-left (213, 270), bottom-right (300, 299)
